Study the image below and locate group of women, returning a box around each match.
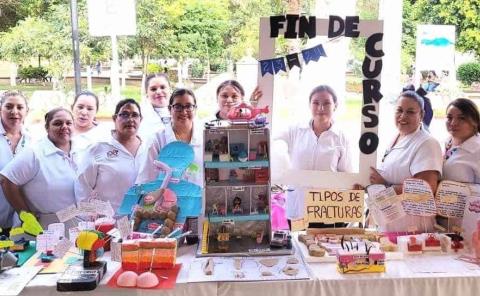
[0,76,479,235]
[0,75,256,234]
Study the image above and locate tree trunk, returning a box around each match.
[38,55,41,67]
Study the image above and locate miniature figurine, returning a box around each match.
[217,225,230,252]
[255,193,268,214]
[229,169,238,182]
[232,196,243,215]
[256,141,268,159]
[212,203,219,215]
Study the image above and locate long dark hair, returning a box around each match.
[447,98,480,133]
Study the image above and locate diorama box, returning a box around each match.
[199,122,292,256]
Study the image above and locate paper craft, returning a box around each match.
[463,197,480,249]
[19,211,43,236]
[92,199,115,217]
[402,179,436,216]
[435,180,470,218]
[107,264,181,289]
[24,249,82,274]
[78,221,95,231]
[187,255,310,282]
[118,142,202,224]
[36,231,58,252]
[78,201,98,216]
[56,205,79,222]
[368,187,406,225]
[48,223,65,239]
[69,227,80,243]
[0,266,42,296]
[53,238,73,258]
[116,216,132,239]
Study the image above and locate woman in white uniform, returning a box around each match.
[443,98,480,183]
[369,90,442,232]
[138,73,172,139]
[0,91,31,235]
[214,80,262,120]
[76,99,147,211]
[439,98,480,231]
[137,88,203,187]
[276,85,353,227]
[71,91,109,154]
[0,107,78,228]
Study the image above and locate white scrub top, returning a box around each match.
[0,121,30,228]
[277,121,354,219]
[0,137,78,226]
[443,134,480,184]
[138,101,170,139]
[378,127,442,232]
[75,134,148,211]
[136,123,204,188]
[72,123,111,155]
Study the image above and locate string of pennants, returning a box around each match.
[259,43,327,76]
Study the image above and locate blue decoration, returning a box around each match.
[260,59,274,76]
[301,44,327,64]
[117,141,202,223]
[421,37,454,47]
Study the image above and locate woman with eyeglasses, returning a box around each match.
[0,91,31,235]
[138,73,172,138]
[214,80,262,120]
[71,91,109,154]
[276,85,353,228]
[0,107,78,228]
[137,88,203,187]
[369,90,442,232]
[76,99,146,211]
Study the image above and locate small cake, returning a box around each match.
[308,244,326,257]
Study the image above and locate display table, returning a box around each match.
[18,245,480,296]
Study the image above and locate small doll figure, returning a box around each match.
[256,193,268,213]
[232,196,243,214]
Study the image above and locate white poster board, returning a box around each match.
[259,16,384,188]
[414,24,455,86]
[87,0,137,36]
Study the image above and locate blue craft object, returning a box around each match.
[117,141,202,224]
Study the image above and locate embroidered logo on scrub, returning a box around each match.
[107,149,119,158]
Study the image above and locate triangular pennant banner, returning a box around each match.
[286,53,301,70]
[272,57,286,74]
[260,59,274,76]
[301,44,327,64]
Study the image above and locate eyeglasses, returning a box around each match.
[117,112,141,119]
[170,104,196,112]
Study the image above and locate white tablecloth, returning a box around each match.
[19,245,480,296]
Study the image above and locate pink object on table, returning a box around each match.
[472,219,480,259]
[271,192,289,231]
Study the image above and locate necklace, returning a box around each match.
[173,126,192,143]
[2,132,25,155]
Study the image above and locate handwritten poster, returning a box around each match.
[368,186,406,224]
[305,189,364,223]
[435,180,470,218]
[402,179,436,216]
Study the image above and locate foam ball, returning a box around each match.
[137,271,159,288]
[116,271,138,287]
